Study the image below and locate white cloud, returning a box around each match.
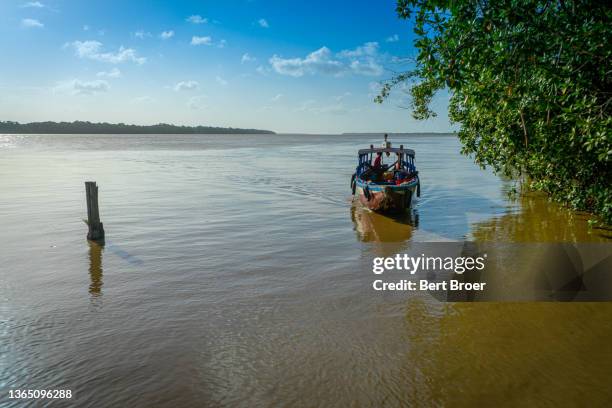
[96,68,121,78]
[83,25,89,31]
[217,39,227,48]
[215,76,228,86]
[68,40,100,57]
[54,79,109,95]
[271,93,283,102]
[258,18,269,28]
[173,80,199,91]
[389,55,411,64]
[270,42,384,77]
[191,36,212,46]
[134,30,151,39]
[339,42,384,75]
[349,59,383,76]
[188,95,207,110]
[67,40,146,64]
[186,15,207,24]
[22,1,44,8]
[270,47,344,77]
[160,30,174,39]
[21,18,43,28]
[241,53,256,64]
[256,65,269,75]
[338,41,379,58]
[386,34,400,43]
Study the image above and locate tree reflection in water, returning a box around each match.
[470,191,611,242]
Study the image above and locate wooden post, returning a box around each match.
[85,181,105,241]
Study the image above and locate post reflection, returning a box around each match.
[88,240,104,296]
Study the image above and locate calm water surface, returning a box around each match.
[1,134,611,407]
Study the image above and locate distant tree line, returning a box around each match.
[0,121,275,134]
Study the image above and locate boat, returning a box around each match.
[350,144,420,213]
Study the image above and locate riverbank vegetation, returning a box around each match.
[378,0,611,223]
[0,121,275,135]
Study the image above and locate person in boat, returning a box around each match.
[364,151,384,182]
[393,152,418,184]
[372,151,383,168]
[394,152,403,170]
[394,152,409,182]
[382,134,391,157]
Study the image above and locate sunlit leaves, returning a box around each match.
[378,0,612,223]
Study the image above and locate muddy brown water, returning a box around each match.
[1,133,610,407]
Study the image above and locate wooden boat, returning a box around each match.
[351,144,420,213]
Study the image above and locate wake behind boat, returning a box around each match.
[351,144,420,213]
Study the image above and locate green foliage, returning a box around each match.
[0,121,275,134]
[379,0,612,223]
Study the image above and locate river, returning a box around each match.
[1,133,610,407]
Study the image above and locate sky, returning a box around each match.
[0,0,453,133]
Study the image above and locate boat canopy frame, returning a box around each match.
[356,144,416,177]
[357,147,415,157]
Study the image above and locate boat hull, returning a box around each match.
[355,180,417,213]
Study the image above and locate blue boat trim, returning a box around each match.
[355,178,418,192]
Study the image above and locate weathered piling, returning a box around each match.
[85,181,105,241]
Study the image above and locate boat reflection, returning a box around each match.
[88,241,104,296]
[350,205,418,243]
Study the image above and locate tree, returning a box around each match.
[0,121,275,135]
[378,0,611,223]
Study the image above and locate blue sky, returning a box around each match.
[0,0,452,133]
